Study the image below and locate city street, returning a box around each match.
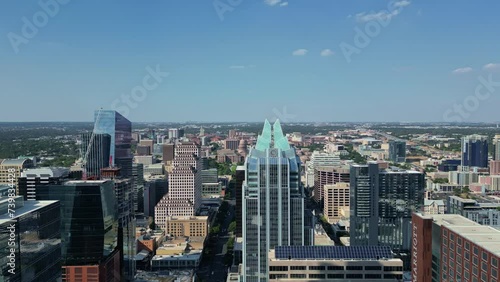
[197,201,235,282]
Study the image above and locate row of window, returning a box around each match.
[270,265,402,271]
[269,273,403,279]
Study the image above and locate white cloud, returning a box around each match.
[264,0,281,6]
[452,67,473,74]
[280,2,288,6]
[355,0,410,23]
[292,49,308,56]
[483,63,500,71]
[320,49,334,57]
[393,0,411,8]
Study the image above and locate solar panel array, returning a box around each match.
[275,246,393,260]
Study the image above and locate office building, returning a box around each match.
[491,160,500,175]
[0,158,34,193]
[168,128,184,139]
[93,110,133,177]
[225,139,240,150]
[494,134,500,161]
[201,168,218,184]
[139,139,154,154]
[144,177,168,217]
[0,198,61,282]
[267,246,403,281]
[388,141,406,163]
[155,143,202,228]
[350,163,424,270]
[34,180,120,281]
[80,132,111,179]
[323,182,350,223]
[132,163,145,212]
[136,145,151,156]
[305,151,341,187]
[164,216,208,237]
[242,120,313,282]
[461,134,489,168]
[18,167,70,201]
[313,166,349,203]
[447,195,500,227]
[235,166,245,237]
[412,213,500,282]
[162,144,175,164]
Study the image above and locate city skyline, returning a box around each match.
[1,1,500,122]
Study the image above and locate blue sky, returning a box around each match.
[1,0,500,123]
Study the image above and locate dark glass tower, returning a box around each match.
[0,198,62,282]
[461,134,489,168]
[35,180,120,279]
[242,120,312,282]
[389,140,406,163]
[350,163,424,270]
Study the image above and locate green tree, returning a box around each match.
[228,221,236,233]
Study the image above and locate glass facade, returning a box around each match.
[80,133,111,179]
[242,120,310,282]
[93,110,132,177]
[36,181,118,266]
[461,135,489,168]
[0,200,62,282]
[389,141,406,163]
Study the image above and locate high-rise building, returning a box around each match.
[162,144,175,164]
[412,213,500,282]
[305,151,341,188]
[313,166,349,203]
[242,120,312,282]
[229,129,237,138]
[35,180,120,281]
[461,134,489,168]
[235,166,245,237]
[93,110,133,177]
[388,141,406,163]
[350,163,424,270]
[81,133,111,179]
[144,177,168,217]
[323,182,350,223]
[18,167,70,201]
[0,197,62,282]
[136,145,151,156]
[139,139,154,154]
[132,163,144,212]
[0,158,34,193]
[494,134,500,161]
[168,128,184,139]
[155,142,202,228]
[225,139,240,150]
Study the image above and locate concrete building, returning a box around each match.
[490,160,500,175]
[494,134,500,160]
[267,246,404,281]
[164,216,208,237]
[313,166,349,203]
[412,213,500,282]
[447,195,500,227]
[155,143,202,228]
[18,167,70,201]
[136,145,151,156]
[0,158,34,193]
[225,139,240,150]
[143,163,165,176]
[323,182,350,223]
[139,139,154,154]
[162,144,175,164]
[134,155,154,166]
[423,199,446,215]
[305,151,341,188]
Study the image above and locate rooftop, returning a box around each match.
[21,167,70,178]
[271,246,394,261]
[1,158,30,166]
[0,199,59,225]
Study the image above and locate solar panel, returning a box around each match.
[274,246,393,260]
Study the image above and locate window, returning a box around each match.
[482,252,488,262]
[309,266,325,271]
[269,274,287,279]
[384,266,403,272]
[346,274,363,279]
[327,265,343,271]
[474,247,479,256]
[309,274,325,279]
[365,266,382,271]
[365,274,382,279]
[290,274,306,279]
[347,266,363,271]
[290,266,306,271]
[327,274,344,279]
[270,266,288,272]
[493,257,499,268]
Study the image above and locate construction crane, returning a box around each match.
[82,108,103,180]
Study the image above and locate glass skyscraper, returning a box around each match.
[389,140,406,163]
[0,198,61,282]
[80,133,111,179]
[93,110,133,177]
[242,120,312,282]
[461,134,489,168]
